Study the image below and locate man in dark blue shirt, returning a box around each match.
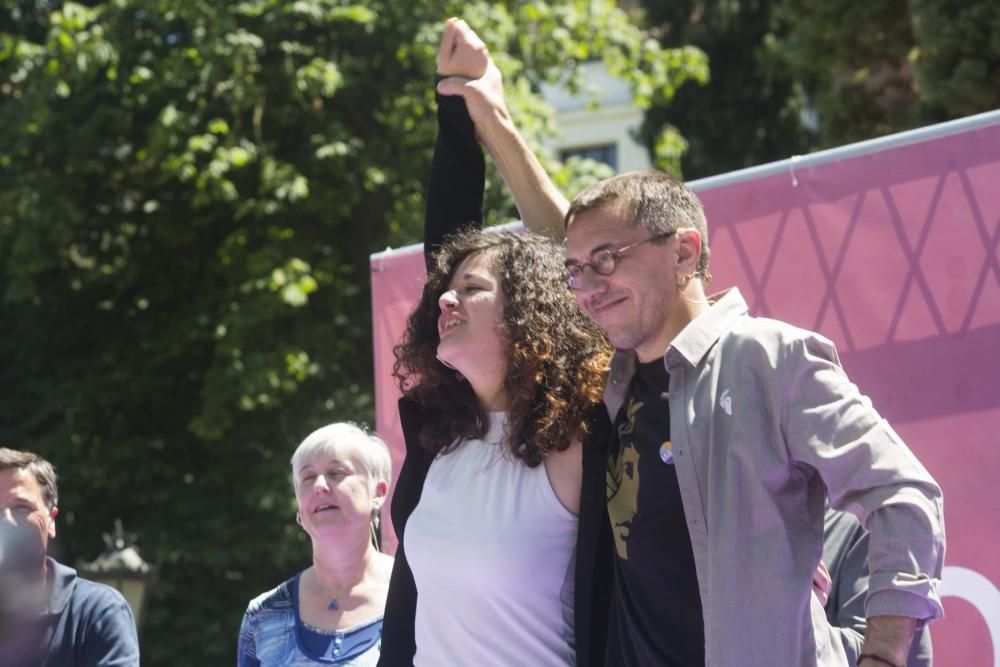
[0,447,139,666]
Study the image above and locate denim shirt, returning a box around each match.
[604,288,945,667]
[238,574,381,667]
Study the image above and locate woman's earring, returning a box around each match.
[370,516,381,550]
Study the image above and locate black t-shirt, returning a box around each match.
[605,358,704,666]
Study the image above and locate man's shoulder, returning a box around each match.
[720,313,835,357]
[69,575,132,616]
[57,568,137,638]
[48,557,128,620]
[44,560,140,666]
[726,312,822,339]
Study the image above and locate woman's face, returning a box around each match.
[293,450,385,542]
[435,252,508,384]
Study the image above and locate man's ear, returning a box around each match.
[48,505,58,539]
[674,228,702,274]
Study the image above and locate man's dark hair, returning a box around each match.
[566,170,711,278]
[0,448,58,508]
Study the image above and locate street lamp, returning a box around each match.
[77,519,155,630]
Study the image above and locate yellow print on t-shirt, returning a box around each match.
[607,398,642,559]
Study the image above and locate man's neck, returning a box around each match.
[10,560,51,616]
[635,291,711,363]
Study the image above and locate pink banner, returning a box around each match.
[370,113,1000,664]
[370,248,425,555]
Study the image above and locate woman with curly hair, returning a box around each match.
[376,20,614,667]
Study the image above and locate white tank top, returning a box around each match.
[404,412,578,667]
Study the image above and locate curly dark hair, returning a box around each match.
[393,227,611,467]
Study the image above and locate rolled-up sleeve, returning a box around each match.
[779,331,945,623]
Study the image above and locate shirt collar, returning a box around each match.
[45,557,78,615]
[667,287,748,368]
[604,287,748,417]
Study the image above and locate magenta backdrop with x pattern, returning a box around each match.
[370,111,1000,665]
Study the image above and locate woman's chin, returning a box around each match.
[435,349,464,374]
[306,519,366,540]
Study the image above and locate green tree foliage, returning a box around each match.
[909,0,1000,118]
[639,0,1000,178]
[0,1,704,662]
[637,0,812,179]
[776,0,924,146]
[777,0,1000,145]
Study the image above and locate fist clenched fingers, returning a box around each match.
[437,17,490,79]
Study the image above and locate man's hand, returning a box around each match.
[435,18,511,139]
[860,615,917,667]
[812,560,832,606]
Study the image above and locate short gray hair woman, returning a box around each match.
[238,423,394,666]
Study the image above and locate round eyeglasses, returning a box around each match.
[564,230,676,290]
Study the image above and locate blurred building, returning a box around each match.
[541,60,652,173]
